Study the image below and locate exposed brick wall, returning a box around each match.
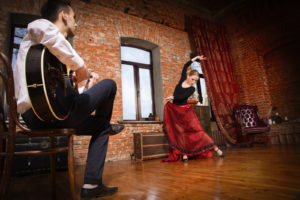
[264,42,300,121]
[79,0,211,30]
[221,1,300,120]
[0,0,192,164]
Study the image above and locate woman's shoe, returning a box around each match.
[182,155,188,162]
[216,148,226,158]
[220,152,226,158]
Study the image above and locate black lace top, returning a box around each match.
[173,60,195,105]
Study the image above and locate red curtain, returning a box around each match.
[191,17,239,144]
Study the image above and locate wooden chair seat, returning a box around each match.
[0,52,77,200]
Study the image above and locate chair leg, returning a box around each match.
[68,135,76,200]
[250,135,255,147]
[251,134,267,146]
[0,154,13,200]
[0,136,3,168]
[0,137,4,194]
[0,137,14,200]
[50,137,56,200]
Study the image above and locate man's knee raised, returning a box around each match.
[103,79,117,93]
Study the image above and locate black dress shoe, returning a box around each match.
[81,184,118,199]
[109,124,125,135]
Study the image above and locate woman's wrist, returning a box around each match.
[191,56,199,62]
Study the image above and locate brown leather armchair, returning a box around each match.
[233,104,270,147]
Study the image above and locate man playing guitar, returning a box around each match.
[14,0,123,199]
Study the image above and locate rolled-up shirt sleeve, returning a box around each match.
[27,19,84,70]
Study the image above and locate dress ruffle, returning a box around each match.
[162,102,216,162]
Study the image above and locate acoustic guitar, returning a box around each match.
[25,44,77,122]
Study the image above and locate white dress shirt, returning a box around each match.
[14,19,84,114]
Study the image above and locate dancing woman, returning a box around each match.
[162,55,225,162]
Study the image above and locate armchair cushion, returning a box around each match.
[234,104,270,134]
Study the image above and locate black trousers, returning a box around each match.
[22,79,117,184]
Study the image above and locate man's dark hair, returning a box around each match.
[41,0,72,22]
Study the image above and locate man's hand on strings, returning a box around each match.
[85,71,99,89]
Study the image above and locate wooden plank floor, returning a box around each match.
[6,145,300,200]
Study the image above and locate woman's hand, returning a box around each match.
[163,96,174,104]
[191,55,207,62]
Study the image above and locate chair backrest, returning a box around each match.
[0,52,29,133]
[233,104,260,128]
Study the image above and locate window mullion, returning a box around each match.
[9,25,16,62]
[134,65,142,120]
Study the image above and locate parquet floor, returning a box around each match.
[6,145,300,200]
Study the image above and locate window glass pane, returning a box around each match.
[200,78,208,105]
[193,78,208,105]
[139,68,153,118]
[121,46,150,64]
[121,64,137,120]
[200,78,207,98]
[13,27,27,44]
[191,61,203,74]
[12,48,19,71]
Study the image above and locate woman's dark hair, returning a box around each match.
[41,0,72,22]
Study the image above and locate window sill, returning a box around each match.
[118,120,163,124]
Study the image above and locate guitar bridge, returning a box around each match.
[27,83,43,88]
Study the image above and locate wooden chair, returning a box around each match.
[0,52,77,200]
[233,104,270,147]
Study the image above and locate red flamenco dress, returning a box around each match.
[162,60,216,163]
